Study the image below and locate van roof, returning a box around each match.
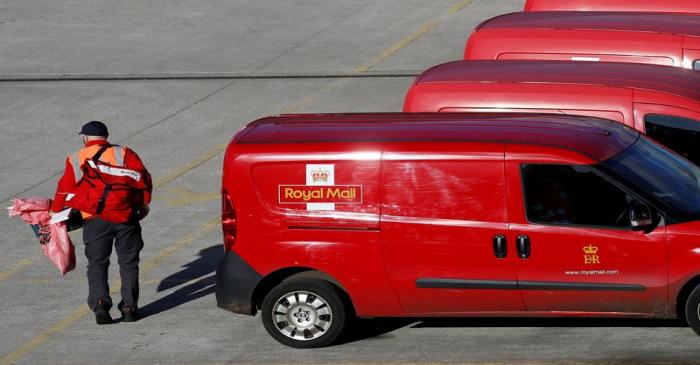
[477,11,700,38]
[524,0,700,14]
[414,60,700,102]
[239,113,639,161]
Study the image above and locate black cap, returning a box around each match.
[79,120,109,137]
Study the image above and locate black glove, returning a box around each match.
[135,204,150,221]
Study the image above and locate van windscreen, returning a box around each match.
[600,137,700,222]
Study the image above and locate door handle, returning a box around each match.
[493,234,507,259]
[517,235,531,259]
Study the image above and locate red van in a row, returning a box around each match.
[403,60,700,164]
[465,12,700,70]
[525,0,700,14]
[217,113,700,348]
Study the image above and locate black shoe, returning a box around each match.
[120,307,139,322]
[95,307,113,325]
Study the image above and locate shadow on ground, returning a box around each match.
[139,244,221,319]
[411,317,686,328]
[136,246,687,339]
[336,317,686,345]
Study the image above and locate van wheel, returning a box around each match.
[261,278,347,348]
[686,284,700,336]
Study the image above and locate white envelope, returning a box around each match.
[49,208,72,224]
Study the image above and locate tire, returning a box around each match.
[261,278,348,348]
[686,284,700,336]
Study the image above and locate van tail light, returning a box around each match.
[221,189,237,252]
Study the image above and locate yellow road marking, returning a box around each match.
[354,0,473,73]
[14,278,57,285]
[152,142,228,189]
[448,0,475,15]
[0,258,32,282]
[354,20,441,74]
[0,305,91,365]
[0,216,219,365]
[282,95,315,114]
[158,187,220,207]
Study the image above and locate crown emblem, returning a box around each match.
[311,168,329,182]
[583,244,598,255]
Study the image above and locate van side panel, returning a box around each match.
[466,30,683,67]
[380,142,526,315]
[228,144,403,316]
[404,83,632,126]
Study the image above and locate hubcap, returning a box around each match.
[272,291,332,341]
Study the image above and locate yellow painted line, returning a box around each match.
[143,276,205,287]
[354,0,474,74]
[448,0,474,15]
[282,95,315,114]
[0,305,91,365]
[353,20,441,74]
[0,216,219,365]
[158,187,220,207]
[0,258,32,282]
[14,278,56,285]
[152,142,228,189]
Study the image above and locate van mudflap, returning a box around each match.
[215,250,262,315]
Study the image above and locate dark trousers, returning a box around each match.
[83,217,144,312]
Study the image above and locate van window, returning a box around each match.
[645,114,700,164]
[522,164,634,228]
[694,60,700,70]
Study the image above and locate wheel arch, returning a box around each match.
[251,267,352,314]
[675,274,700,320]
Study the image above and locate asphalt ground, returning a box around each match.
[1,1,699,364]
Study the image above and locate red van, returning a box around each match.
[464,12,700,70]
[217,113,700,348]
[403,60,700,164]
[525,0,700,14]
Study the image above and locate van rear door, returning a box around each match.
[380,142,525,315]
[683,49,700,70]
[634,103,700,165]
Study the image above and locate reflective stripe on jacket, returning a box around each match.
[67,145,126,219]
[69,145,126,181]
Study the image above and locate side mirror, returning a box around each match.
[630,203,653,231]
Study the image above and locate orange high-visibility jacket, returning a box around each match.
[51,140,152,222]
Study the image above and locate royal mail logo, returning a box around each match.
[583,244,601,264]
[311,168,330,183]
[279,185,363,204]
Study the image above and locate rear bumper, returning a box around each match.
[215,250,262,316]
